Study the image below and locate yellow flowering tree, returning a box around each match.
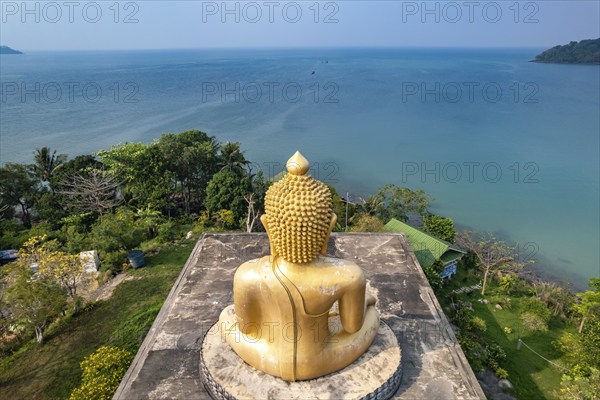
[38,251,84,300]
[18,235,84,306]
[16,235,51,266]
[69,345,133,400]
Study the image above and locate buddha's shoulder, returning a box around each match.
[320,257,364,283]
[235,256,273,275]
[319,255,360,268]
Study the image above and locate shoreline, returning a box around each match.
[452,222,590,292]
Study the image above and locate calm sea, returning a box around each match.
[1,48,598,289]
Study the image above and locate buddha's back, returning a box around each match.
[219,151,380,381]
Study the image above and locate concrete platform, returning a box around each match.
[114,233,486,400]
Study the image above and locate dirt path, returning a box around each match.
[87,274,139,302]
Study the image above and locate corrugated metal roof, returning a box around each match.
[384,218,465,268]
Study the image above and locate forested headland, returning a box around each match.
[533,38,600,64]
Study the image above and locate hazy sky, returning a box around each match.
[1,1,599,50]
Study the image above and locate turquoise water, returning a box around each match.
[1,48,598,288]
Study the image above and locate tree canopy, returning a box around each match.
[534,38,600,64]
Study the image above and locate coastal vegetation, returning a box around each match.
[0,45,22,54]
[533,38,600,64]
[1,130,598,399]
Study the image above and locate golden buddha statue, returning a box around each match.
[218,151,379,381]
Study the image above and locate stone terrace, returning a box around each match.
[114,233,486,399]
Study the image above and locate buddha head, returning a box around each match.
[262,151,336,263]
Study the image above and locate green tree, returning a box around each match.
[2,263,67,344]
[560,367,600,400]
[89,208,147,255]
[370,184,431,222]
[205,169,250,227]
[355,194,383,218]
[35,192,68,225]
[557,317,600,400]
[579,318,600,368]
[135,206,164,238]
[32,146,67,184]
[422,214,456,242]
[156,130,218,214]
[455,231,525,296]
[98,142,172,210]
[219,141,250,174]
[0,163,40,227]
[50,155,102,190]
[573,278,600,333]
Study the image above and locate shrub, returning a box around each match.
[520,297,552,323]
[521,312,549,333]
[423,265,443,292]
[560,367,600,400]
[349,214,384,232]
[498,274,519,292]
[216,209,236,230]
[69,345,133,400]
[452,303,478,331]
[457,334,485,372]
[99,250,127,274]
[0,220,30,249]
[196,211,212,228]
[157,221,178,243]
[89,209,147,254]
[485,342,507,370]
[496,367,509,379]
[470,316,487,332]
[139,239,162,254]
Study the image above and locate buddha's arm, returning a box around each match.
[233,271,258,335]
[338,278,367,334]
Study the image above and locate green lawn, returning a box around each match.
[440,271,575,399]
[0,239,196,399]
[472,299,570,399]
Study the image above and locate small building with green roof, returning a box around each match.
[384,218,465,279]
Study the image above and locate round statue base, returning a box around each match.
[200,321,402,400]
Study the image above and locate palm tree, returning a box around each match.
[33,147,67,182]
[356,195,383,217]
[219,142,249,173]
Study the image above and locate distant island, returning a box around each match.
[0,45,22,55]
[532,38,600,64]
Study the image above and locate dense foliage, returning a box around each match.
[2,263,67,344]
[534,38,600,64]
[422,214,456,243]
[556,280,600,399]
